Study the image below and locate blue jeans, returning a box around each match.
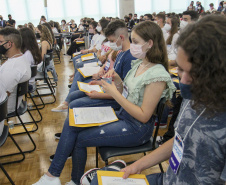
[72,54,98,72]
[48,108,155,184]
[65,72,92,103]
[90,167,164,185]
[67,90,120,110]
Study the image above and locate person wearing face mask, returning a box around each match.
[33,20,176,185]
[0,15,7,28]
[156,13,168,41]
[180,10,198,32]
[165,16,180,66]
[39,15,46,25]
[197,3,204,14]
[88,15,226,185]
[6,14,16,28]
[0,28,31,114]
[187,1,195,11]
[60,19,68,32]
[221,1,226,12]
[133,13,139,24]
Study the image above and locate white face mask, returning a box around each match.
[96,26,102,32]
[224,4,226,8]
[130,42,149,59]
[198,6,201,9]
[109,36,122,51]
[180,20,188,31]
[164,24,171,32]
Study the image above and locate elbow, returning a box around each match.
[140,117,150,124]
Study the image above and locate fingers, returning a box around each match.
[122,168,130,179]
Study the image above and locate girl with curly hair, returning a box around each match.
[90,15,226,185]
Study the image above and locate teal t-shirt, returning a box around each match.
[123,59,176,107]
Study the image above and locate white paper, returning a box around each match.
[79,66,100,77]
[84,62,98,67]
[101,176,147,185]
[73,107,118,125]
[82,55,95,61]
[73,52,81,56]
[78,82,103,93]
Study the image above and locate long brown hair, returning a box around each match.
[166,16,179,45]
[20,28,42,64]
[38,25,53,45]
[132,21,169,72]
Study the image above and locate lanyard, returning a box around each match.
[114,51,126,70]
[175,100,206,141]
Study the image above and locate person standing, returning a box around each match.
[0,15,7,28]
[6,14,16,28]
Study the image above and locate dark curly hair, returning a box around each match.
[176,15,226,114]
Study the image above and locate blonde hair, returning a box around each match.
[39,25,53,44]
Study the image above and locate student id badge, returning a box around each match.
[122,84,129,98]
[104,59,111,72]
[169,132,184,174]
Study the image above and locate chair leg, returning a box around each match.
[0,163,15,185]
[28,92,43,123]
[0,133,25,165]
[12,115,36,153]
[159,163,164,173]
[96,147,98,168]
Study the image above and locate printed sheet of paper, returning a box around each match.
[78,66,100,77]
[81,53,95,61]
[73,52,81,57]
[84,62,99,67]
[73,107,118,125]
[101,176,148,185]
[77,81,103,93]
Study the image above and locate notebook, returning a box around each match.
[77,81,103,93]
[81,53,95,61]
[69,107,118,127]
[78,66,100,78]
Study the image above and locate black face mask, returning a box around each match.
[0,42,9,55]
[36,33,41,39]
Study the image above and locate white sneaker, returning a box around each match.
[32,174,61,185]
[51,104,68,112]
[65,180,77,185]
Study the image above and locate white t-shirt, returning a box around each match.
[89,34,100,50]
[24,50,35,85]
[93,34,106,51]
[0,55,31,113]
[0,82,7,136]
[162,27,169,42]
[167,33,180,60]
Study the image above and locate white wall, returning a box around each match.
[119,0,135,18]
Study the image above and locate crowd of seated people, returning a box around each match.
[0,4,225,185]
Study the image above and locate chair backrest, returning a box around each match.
[152,97,166,148]
[31,65,37,78]
[17,81,29,97]
[43,54,51,69]
[0,97,8,122]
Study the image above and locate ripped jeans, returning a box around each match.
[48,108,155,184]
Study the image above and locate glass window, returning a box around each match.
[134,0,152,16]
[153,0,170,13]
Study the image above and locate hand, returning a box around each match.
[99,55,107,63]
[92,73,100,80]
[103,69,115,78]
[120,164,142,179]
[101,80,118,96]
[85,91,102,99]
[88,80,102,85]
[81,50,88,54]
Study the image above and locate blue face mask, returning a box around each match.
[179,82,192,100]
